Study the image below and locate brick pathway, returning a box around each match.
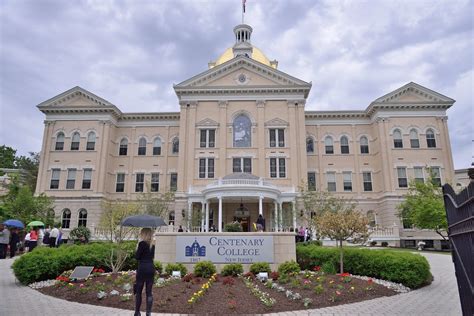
[0,252,462,315]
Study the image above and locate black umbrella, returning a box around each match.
[121,214,167,228]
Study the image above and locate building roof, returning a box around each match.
[213,46,274,68]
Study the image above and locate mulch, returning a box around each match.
[38,272,398,314]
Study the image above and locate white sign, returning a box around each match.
[175,235,274,264]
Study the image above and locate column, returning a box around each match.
[292,200,297,229]
[187,201,192,231]
[218,196,223,232]
[259,196,263,216]
[279,202,283,231]
[205,200,210,232]
[274,201,278,232]
[201,201,205,232]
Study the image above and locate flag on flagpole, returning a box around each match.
[242,0,246,13]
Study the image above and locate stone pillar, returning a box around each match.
[259,196,263,216]
[292,200,297,229]
[279,202,283,231]
[218,196,223,232]
[201,201,205,232]
[274,201,278,232]
[205,201,209,232]
[187,201,192,231]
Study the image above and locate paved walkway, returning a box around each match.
[0,252,462,316]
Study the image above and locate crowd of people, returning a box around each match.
[0,223,64,259]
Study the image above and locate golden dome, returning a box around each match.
[213,46,275,68]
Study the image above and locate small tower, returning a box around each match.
[232,24,253,58]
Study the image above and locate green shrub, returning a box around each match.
[165,263,187,277]
[249,262,271,274]
[12,242,137,285]
[278,260,301,276]
[221,263,244,276]
[224,222,243,232]
[193,261,216,278]
[153,261,163,274]
[68,226,91,244]
[296,244,431,288]
[322,261,337,274]
[300,240,323,247]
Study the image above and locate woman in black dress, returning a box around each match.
[134,228,156,316]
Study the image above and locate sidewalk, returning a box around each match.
[0,252,462,316]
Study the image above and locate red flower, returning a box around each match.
[338,272,350,277]
[367,278,373,284]
[313,266,321,271]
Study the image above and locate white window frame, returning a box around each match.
[116,173,125,192]
[199,158,215,179]
[66,168,76,190]
[343,171,352,192]
[232,157,252,173]
[151,172,160,192]
[270,158,286,178]
[50,169,61,189]
[135,173,145,192]
[327,172,336,192]
[200,129,216,148]
[363,172,373,192]
[413,167,424,183]
[397,167,408,188]
[269,128,285,147]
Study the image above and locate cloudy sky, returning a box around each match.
[0,0,472,169]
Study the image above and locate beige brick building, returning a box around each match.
[36,23,455,249]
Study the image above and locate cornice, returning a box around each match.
[119,112,180,121]
[366,103,452,117]
[174,86,311,98]
[38,106,121,119]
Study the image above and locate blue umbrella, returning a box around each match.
[3,219,25,229]
[121,214,167,228]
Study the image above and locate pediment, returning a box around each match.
[175,56,311,89]
[373,82,454,104]
[264,118,289,127]
[196,118,219,127]
[37,86,114,108]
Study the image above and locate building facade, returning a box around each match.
[36,24,455,248]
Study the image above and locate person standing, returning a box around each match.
[134,228,155,316]
[24,231,31,252]
[298,226,305,243]
[256,214,265,232]
[29,228,38,252]
[9,228,20,258]
[49,225,60,248]
[177,225,184,232]
[56,228,63,247]
[0,224,10,259]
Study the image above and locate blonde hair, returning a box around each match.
[139,228,154,249]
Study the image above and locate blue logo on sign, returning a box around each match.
[185,239,206,257]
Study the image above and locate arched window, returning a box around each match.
[324,136,334,154]
[340,136,349,154]
[168,211,175,226]
[367,210,376,227]
[233,114,251,147]
[119,138,128,156]
[78,208,87,227]
[393,129,403,148]
[409,129,419,148]
[86,132,96,151]
[153,138,162,155]
[172,138,179,154]
[71,132,80,150]
[360,136,369,154]
[55,132,65,150]
[306,137,314,153]
[61,208,71,229]
[426,129,436,148]
[138,137,147,155]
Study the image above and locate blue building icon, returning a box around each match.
[185,239,206,257]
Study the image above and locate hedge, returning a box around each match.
[296,244,431,289]
[12,242,137,285]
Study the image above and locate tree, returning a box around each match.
[15,152,40,192]
[137,185,174,218]
[0,145,16,173]
[314,199,369,274]
[397,174,447,240]
[98,200,140,242]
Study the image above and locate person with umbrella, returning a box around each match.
[9,228,20,258]
[0,223,10,259]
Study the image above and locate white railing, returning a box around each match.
[206,178,278,189]
[368,226,400,239]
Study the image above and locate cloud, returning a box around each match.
[0,0,472,169]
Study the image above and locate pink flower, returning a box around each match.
[335,290,341,295]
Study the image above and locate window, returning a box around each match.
[393,129,403,148]
[306,137,314,153]
[66,169,76,189]
[116,173,125,192]
[138,138,147,155]
[78,209,87,227]
[307,172,316,191]
[86,132,96,150]
[82,169,92,189]
[430,167,441,186]
[269,158,286,178]
[151,173,160,192]
[50,169,60,189]
[325,136,334,154]
[153,138,162,155]
[119,138,128,156]
[414,167,424,183]
[61,209,71,229]
[327,172,336,192]
[172,138,179,154]
[269,129,285,147]
[70,132,80,150]
[363,172,373,191]
[360,136,369,154]
[397,167,408,188]
[426,129,436,148]
[340,136,349,154]
[410,129,419,148]
[55,132,65,150]
[233,158,252,173]
[367,210,376,227]
[135,173,144,192]
[168,211,175,225]
[343,172,352,192]
[170,173,178,191]
[233,114,251,147]
[200,129,215,148]
[199,158,215,179]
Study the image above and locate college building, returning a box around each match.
[35,23,455,249]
